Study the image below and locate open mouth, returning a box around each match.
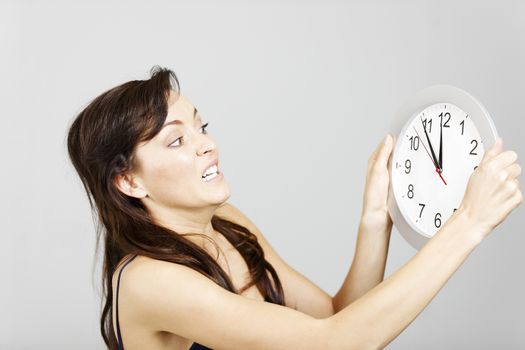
[202,164,219,182]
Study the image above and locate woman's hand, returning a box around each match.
[457,138,522,240]
[361,134,395,231]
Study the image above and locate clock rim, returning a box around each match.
[387,84,499,250]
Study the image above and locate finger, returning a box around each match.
[498,188,523,222]
[386,135,396,170]
[481,137,503,163]
[503,178,521,200]
[368,134,387,168]
[376,133,393,167]
[513,188,524,208]
[514,178,520,191]
[505,163,522,179]
[490,150,518,170]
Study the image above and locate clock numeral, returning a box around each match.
[407,184,414,199]
[439,112,451,128]
[434,212,442,228]
[409,136,420,151]
[474,165,478,171]
[470,139,478,155]
[418,203,425,218]
[405,159,411,174]
[422,118,433,133]
[460,120,465,135]
[453,208,458,213]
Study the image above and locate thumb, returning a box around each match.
[376,133,393,166]
[482,137,503,163]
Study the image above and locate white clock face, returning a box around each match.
[392,102,485,237]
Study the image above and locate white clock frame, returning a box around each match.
[387,85,499,250]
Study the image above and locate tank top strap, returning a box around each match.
[189,342,213,350]
[115,254,138,350]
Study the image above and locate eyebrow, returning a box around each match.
[161,106,199,130]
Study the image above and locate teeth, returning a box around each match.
[204,172,218,181]
[202,164,218,179]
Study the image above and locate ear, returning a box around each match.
[114,173,148,199]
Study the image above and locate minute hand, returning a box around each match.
[421,119,440,171]
[438,118,443,171]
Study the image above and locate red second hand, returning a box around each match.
[436,167,447,185]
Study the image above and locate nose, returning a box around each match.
[196,133,217,156]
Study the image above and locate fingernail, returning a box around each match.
[384,134,391,146]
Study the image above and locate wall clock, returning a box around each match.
[387,85,499,250]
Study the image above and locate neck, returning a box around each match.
[147,201,221,240]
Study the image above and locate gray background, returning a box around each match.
[2,0,523,348]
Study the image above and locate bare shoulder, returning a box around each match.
[112,254,224,331]
[112,254,202,296]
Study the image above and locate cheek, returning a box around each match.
[144,153,197,198]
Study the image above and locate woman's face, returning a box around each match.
[125,91,230,212]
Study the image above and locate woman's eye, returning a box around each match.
[169,123,209,148]
[169,137,183,148]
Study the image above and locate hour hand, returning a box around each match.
[421,117,440,170]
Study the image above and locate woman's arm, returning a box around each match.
[123,208,481,350]
[326,209,481,349]
[333,212,393,313]
[333,134,395,312]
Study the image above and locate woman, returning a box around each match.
[67,66,522,350]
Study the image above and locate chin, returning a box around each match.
[218,187,232,204]
[208,185,231,206]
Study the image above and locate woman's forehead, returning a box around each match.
[166,93,196,121]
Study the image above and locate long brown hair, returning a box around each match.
[66,66,285,349]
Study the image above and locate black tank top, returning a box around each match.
[115,254,212,350]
